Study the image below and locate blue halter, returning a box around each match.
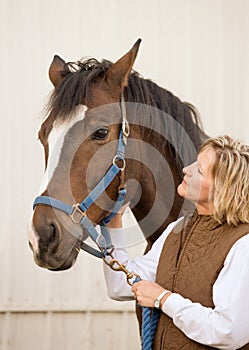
[33,96,129,258]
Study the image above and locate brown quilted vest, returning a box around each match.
[153,211,249,350]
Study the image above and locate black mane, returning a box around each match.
[47,57,207,170]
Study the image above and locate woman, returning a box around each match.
[104,135,249,350]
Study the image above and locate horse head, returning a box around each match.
[29,39,206,271]
[29,40,143,270]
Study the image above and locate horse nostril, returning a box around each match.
[45,222,61,252]
[48,224,57,244]
[32,209,62,254]
[35,221,61,254]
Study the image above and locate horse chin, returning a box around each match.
[48,255,77,271]
[33,245,79,271]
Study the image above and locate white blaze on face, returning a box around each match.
[39,107,87,195]
[28,107,87,251]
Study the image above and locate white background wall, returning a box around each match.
[1,0,249,349]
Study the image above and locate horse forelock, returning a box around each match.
[46,58,112,121]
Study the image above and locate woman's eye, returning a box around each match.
[92,128,109,140]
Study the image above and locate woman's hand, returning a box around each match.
[131,280,172,308]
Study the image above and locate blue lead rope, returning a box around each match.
[141,307,160,350]
[133,277,160,350]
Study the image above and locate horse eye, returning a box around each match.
[92,128,109,140]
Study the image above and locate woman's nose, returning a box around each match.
[182,166,187,174]
[182,162,195,176]
[182,165,190,175]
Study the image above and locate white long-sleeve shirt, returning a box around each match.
[103,218,249,350]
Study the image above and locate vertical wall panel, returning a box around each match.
[1,0,249,349]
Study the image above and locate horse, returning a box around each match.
[28,39,207,272]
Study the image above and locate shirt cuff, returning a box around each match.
[161,293,184,318]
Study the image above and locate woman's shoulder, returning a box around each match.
[225,232,249,262]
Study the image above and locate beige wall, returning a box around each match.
[1,0,249,349]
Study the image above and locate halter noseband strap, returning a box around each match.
[33,97,129,258]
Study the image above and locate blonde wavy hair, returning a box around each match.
[200,135,249,226]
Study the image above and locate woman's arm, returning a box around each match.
[103,218,180,300]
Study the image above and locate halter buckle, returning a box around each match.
[70,203,86,224]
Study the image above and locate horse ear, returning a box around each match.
[49,55,69,87]
[106,38,142,89]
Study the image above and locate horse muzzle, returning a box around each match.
[28,206,84,270]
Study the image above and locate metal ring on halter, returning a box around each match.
[112,155,126,171]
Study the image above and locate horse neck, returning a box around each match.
[129,119,192,248]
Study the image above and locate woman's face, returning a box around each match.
[177,147,216,214]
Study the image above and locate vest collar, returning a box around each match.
[174,210,222,233]
[186,210,222,230]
